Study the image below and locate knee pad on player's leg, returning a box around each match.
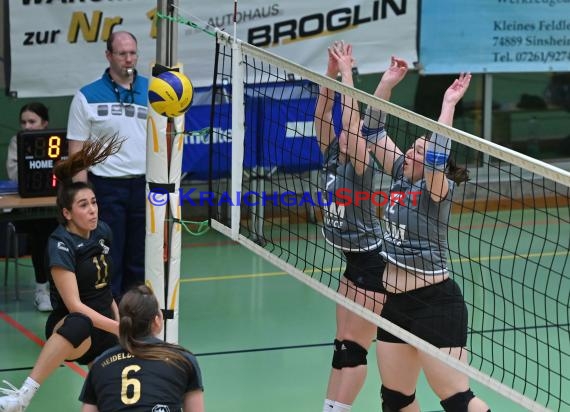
[338,340,367,368]
[440,389,475,412]
[331,339,343,369]
[56,312,93,348]
[381,385,415,411]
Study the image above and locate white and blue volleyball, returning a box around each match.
[148,71,193,117]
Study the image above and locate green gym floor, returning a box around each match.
[0,221,567,411]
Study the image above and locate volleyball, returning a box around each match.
[148,71,193,117]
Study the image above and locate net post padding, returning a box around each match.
[231,41,246,240]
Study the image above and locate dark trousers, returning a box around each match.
[89,173,146,298]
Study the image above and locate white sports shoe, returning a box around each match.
[0,381,28,412]
[34,285,52,312]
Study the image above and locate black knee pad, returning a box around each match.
[331,339,343,369]
[440,389,475,412]
[381,385,415,411]
[338,340,367,368]
[56,312,93,348]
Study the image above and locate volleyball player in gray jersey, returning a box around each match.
[317,42,407,412]
[365,63,490,411]
[321,138,383,252]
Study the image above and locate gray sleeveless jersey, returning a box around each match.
[380,155,454,274]
[320,136,384,252]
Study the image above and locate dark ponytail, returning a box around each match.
[118,285,193,372]
[446,157,470,186]
[53,135,123,224]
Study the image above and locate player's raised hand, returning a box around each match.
[329,41,354,78]
[326,41,341,78]
[443,72,472,106]
[380,56,408,89]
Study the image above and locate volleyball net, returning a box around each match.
[188,30,570,411]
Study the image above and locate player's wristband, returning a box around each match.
[362,105,387,133]
[361,126,387,143]
[424,132,451,172]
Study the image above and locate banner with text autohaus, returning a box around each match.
[8,0,417,98]
[420,0,570,74]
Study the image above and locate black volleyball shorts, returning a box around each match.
[343,248,387,293]
[377,278,468,348]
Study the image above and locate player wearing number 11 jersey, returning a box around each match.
[0,137,122,412]
[45,220,117,366]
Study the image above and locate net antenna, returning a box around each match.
[204,28,570,412]
[233,0,238,41]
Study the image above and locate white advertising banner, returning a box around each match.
[8,0,417,97]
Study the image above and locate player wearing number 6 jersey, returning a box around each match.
[0,137,123,412]
[80,284,204,412]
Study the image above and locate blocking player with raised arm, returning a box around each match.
[316,42,407,412]
[0,137,123,412]
[366,67,491,411]
[80,284,204,412]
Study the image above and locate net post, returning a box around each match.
[231,39,245,240]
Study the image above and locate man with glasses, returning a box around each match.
[67,31,148,300]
